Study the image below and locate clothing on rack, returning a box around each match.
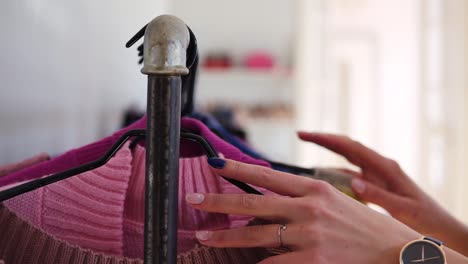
[3,118,275,259]
[0,117,270,189]
[0,205,287,264]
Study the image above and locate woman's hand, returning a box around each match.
[186,158,421,264]
[298,132,468,255]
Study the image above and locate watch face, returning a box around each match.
[401,240,445,264]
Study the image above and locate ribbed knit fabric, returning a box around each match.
[4,142,133,256]
[0,205,274,264]
[0,153,49,177]
[0,117,270,188]
[5,142,274,258]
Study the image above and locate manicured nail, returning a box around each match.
[207,157,226,169]
[352,178,366,194]
[195,230,213,241]
[185,193,205,204]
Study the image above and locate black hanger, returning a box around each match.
[181,130,262,195]
[0,129,262,202]
[0,129,144,201]
[126,24,199,116]
[267,160,316,175]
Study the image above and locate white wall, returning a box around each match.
[296,0,422,179]
[0,0,167,163]
[442,0,468,223]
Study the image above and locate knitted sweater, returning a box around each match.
[0,117,270,188]
[4,142,273,258]
[0,205,273,264]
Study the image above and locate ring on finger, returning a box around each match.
[277,224,287,247]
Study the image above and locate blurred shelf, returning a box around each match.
[200,67,293,78]
[196,68,296,105]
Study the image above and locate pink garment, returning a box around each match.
[0,117,270,187]
[0,204,280,264]
[4,143,133,256]
[5,142,273,258]
[0,153,49,177]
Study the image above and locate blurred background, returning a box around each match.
[0,0,467,223]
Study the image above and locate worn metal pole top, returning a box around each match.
[141,15,190,76]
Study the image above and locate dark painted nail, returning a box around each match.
[207,157,226,169]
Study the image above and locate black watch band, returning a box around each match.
[424,237,444,246]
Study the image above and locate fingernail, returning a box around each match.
[195,230,213,241]
[185,193,205,204]
[207,157,226,169]
[352,178,366,194]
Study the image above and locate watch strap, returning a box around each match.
[424,237,444,246]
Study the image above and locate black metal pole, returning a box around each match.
[144,76,181,264]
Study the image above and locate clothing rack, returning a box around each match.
[140,15,190,264]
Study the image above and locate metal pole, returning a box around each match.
[145,76,181,264]
[141,15,190,264]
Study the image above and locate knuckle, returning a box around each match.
[308,181,334,197]
[241,194,264,210]
[257,166,273,182]
[303,201,325,219]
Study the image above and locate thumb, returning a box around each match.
[352,177,407,215]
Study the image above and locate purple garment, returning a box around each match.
[0,117,270,188]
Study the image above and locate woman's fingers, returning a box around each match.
[207,158,321,197]
[186,193,304,222]
[297,132,402,183]
[195,224,303,249]
[297,132,386,169]
[351,177,407,214]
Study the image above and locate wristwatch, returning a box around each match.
[400,237,446,264]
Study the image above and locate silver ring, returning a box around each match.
[277,224,287,247]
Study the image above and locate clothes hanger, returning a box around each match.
[0,130,144,201]
[0,129,262,202]
[180,130,262,195]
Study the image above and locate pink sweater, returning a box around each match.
[0,204,286,264]
[4,142,273,258]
